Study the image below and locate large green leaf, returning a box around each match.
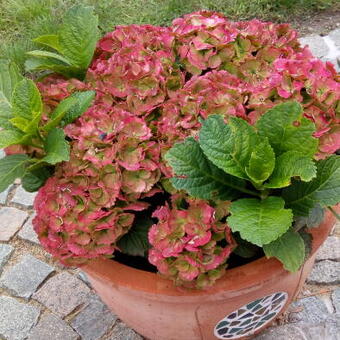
[43,91,95,131]
[58,5,99,70]
[0,60,23,127]
[227,196,293,246]
[22,167,52,192]
[283,155,340,216]
[165,137,245,200]
[263,229,305,272]
[25,57,82,79]
[12,79,42,120]
[294,204,325,229]
[265,151,316,188]
[0,129,25,148]
[199,115,258,179]
[60,91,95,126]
[245,137,275,184]
[117,218,153,257]
[0,154,29,192]
[26,50,72,65]
[0,59,23,101]
[42,128,70,165]
[256,102,318,157]
[33,34,62,51]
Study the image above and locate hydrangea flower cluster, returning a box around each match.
[148,196,235,288]
[32,11,339,286]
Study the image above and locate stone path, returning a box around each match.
[0,28,340,340]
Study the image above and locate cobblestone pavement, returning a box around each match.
[0,28,340,340]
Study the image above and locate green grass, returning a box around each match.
[0,0,339,69]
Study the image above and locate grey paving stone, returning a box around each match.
[0,207,28,241]
[315,236,340,261]
[77,270,92,287]
[28,313,78,340]
[11,185,37,207]
[33,272,91,317]
[0,254,54,299]
[332,288,340,314]
[0,244,14,273]
[307,260,340,284]
[253,324,306,340]
[71,296,117,340]
[0,296,40,340]
[109,322,143,340]
[299,35,329,58]
[288,296,329,323]
[325,314,340,340]
[329,28,340,49]
[0,185,12,204]
[18,214,39,245]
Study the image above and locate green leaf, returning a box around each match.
[42,128,70,165]
[165,137,245,200]
[256,101,318,157]
[0,154,29,192]
[26,50,71,65]
[22,167,51,192]
[24,58,81,79]
[294,204,325,229]
[263,229,305,272]
[0,129,25,148]
[12,79,42,120]
[245,137,275,184]
[0,92,13,129]
[60,91,95,126]
[43,96,78,132]
[199,115,258,179]
[33,34,62,52]
[227,196,293,246]
[299,230,312,261]
[283,155,340,216]
[117,218,153,257]
[0,59,23,101]
[233,233,260,258]
[58,5,99,70]
[265,151,317,188]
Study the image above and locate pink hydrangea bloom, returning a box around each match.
[148,196,235,288]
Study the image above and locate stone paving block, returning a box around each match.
[315,236,340,261]
[0,254,54,299]
[28,313,78,340]
[288,296,329,323]
[33,272,91,317]
[299,35,329,58]
[71,296,117,340]
[0,207,28,241]
[332,288,340,314]
[253,324,306,339]
[77,270,92,287]
[0,244,14,273]
[18,214,39,245]
[307,260,340,285]
[0,185,12,204]
[109,322,143,340]
[11,185,37,207]
[0,296,40,340]
[329,28,340,49]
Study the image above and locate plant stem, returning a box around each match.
[328,206,340,221]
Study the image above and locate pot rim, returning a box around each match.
[83,206,337,297]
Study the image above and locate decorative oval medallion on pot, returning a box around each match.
[214,292,288,339]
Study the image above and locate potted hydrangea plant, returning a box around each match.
[0,6,339,340]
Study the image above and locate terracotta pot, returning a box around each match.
[83,208,337,340]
